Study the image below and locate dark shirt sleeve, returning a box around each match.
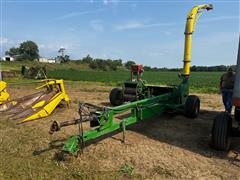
[220,74,223,88]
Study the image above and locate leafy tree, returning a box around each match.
[95,59,107,71]
[55,47,70,63]
[58,48,65,56]
[125,61,136,69]
[18,41,39,61]
[114,59,123,66]
[62,55,70,63]
[5,47,20,57]
[88,58,119,71]
[5,40,39,61]
[89,61,98,69]
[108,62,117,71]
[57,55,70,63]
[189,65,231,72]
[144,66,151,71]
[82,54,93,63]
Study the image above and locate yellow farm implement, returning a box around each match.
[0,79,69,123]
[0,81,10,104]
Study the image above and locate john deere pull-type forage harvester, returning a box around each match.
[49,4,213,155]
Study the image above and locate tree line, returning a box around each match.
[4,40,135,71]
[4,40,235,72]
[74,55,136,71]
[143,65,236,72]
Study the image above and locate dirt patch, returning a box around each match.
[0,83,239,179]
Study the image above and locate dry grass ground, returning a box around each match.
[0,82,240,179]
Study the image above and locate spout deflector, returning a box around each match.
[183,4,213,76]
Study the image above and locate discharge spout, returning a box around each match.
[183,4,213,76]
[233,36,240,106]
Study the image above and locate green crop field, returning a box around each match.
[1,61,222,93]
[47,69,222,94]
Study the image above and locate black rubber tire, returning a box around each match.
[109,88,123,106]
[235,107,240,122]
[184,95,200,118]
[211,112,232,151]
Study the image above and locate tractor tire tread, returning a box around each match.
[184,95,200,118]
[211,112,232,151]
[235,107,240,122]
[109,88,123,106]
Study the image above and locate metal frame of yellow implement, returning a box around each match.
[0,81,10,104]
[0,79,69,123]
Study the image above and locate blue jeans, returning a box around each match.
[221,89,233,113]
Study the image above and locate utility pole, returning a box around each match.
[58,47,65,57]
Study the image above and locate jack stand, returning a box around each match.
[122,120,126,143]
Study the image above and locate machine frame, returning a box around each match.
[49,4,213,155]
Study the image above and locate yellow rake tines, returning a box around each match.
[0,81,10,104]
[0,79,70,123]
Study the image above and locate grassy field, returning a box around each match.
[1,61,222,93]
[2,62,240,179]
[48,69,221,93]
[1,84,239,179]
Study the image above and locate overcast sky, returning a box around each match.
[0,0,239,68]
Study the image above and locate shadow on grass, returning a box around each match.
[127,109,240,164]
[34,109,240,164]
[32,138,66,156]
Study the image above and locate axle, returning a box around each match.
[50,92,179,154]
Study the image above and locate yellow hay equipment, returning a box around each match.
[0,81,10,104]
[0,79,69,123]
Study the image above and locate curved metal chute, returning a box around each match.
[183,4,213,76]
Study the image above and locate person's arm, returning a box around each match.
[220,75,223,89]
[232,73,236,90]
